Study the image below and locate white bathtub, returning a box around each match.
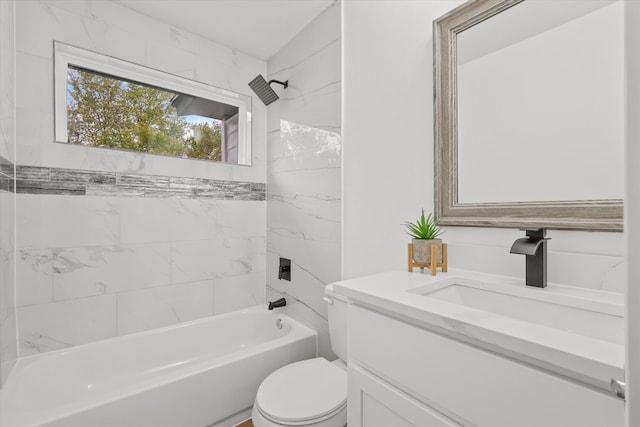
[0,307,317,427]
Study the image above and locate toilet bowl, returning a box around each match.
[252,285,348,427]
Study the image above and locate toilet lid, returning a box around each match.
[256,358,347,423]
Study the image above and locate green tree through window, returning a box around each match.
[66,66,224,162]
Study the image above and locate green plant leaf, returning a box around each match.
[403,208,443,239]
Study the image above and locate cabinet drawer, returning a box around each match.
[349,363,460,427]
[349,305,623,427]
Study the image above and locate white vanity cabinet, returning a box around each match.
[349,363,461,427]
[347,305,623,427]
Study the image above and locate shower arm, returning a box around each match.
[268,79,288,89]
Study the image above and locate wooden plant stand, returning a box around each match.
[408,243,448,275]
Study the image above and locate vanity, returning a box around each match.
[333,269,624,426]
[339,0,627,423]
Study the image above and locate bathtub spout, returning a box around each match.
[268,298,287,310]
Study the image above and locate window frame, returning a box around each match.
[53,41,252,165]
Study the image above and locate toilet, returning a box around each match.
[251,284,348,427]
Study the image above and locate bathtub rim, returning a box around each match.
[14,305,312,363]
[1,306,318,427]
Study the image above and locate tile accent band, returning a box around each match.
[15,165,265,200]
[0,155,15,193]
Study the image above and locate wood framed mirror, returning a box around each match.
[433,0,624,231]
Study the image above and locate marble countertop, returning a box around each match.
[332,268,624,392]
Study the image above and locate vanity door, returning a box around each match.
[348,363,461,427]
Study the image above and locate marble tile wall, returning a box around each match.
[0,0,17,387]
[0,160,16,385]
[15,0,267,183]
[266,2,341,359]
[442,227,625,293]
[16,190,266,356]
[13,0,268,356]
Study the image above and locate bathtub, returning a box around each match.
[0,307,317,427]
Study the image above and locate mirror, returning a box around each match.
[434,0,623,231]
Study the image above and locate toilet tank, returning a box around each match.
[325,284,348,361]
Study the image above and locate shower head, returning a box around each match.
[248,75,288,106]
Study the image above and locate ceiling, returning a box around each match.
[115,0,335,61]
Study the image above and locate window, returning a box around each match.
[54,42,252,165]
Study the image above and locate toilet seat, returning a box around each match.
[254,358,347,426]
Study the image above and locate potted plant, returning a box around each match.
[404,208,443,265]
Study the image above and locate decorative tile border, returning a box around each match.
[0,155,15,193]
[15,165,265,200]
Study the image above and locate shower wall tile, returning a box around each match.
[0,190,17,386]
[267,0,341,78]
[13,0,270,356]
[171,237,263,284]
[214,273,264,315]
[17,194,120,249]
[120,198,221,244]
[15,52,52,115]
[267,126,341,174]
[266,2,341,360]
[0,0,16,387]
[146,39,196,79]
[213,201,267,239]
[52,243,172,300]
[16,249,53,307]
[116,280,215,335]
[15,194,266,355]
[0,45,15,166]
[269,50,341,134]
[0,312,17,386]
[15,193,266,355]
[15,108,54,152]
[50,1,150,63]
[18,294,117,357]
[15,0,267,184]
[16,1,103,60]
[268,169,341,244]
[267,285,333,359]
[266,238,340,320]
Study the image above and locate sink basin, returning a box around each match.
[418,282,623,345]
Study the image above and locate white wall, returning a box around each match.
[266,2,341,359]
[342,0,624,294]
[343,0,462,280]
[0,0,17,387]
[14,0,268,356]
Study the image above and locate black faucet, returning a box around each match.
[510,229,550,288]
[268,298,287,310]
